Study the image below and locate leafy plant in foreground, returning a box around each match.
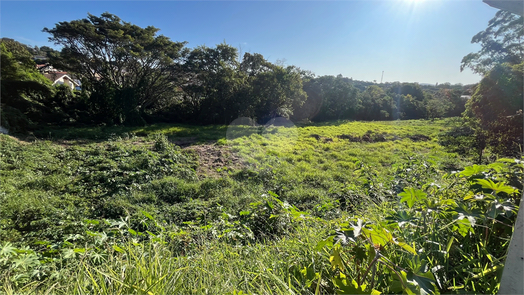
[317,158,521,294]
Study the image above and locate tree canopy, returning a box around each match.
[459,9,524,160]
[44,12,188,124]
[1,12,474,132]
[461,10,524,75]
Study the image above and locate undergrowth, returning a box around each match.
[1,119,520,294]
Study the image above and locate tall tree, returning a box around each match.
[464,63,523,157]
[43,12,188,124]
[357,85,393,120]
[312,75,360,122]
[460,9,523,160]
[180,43,245,124]
[0,39,52,132]
[248,64,307,123]
[461,10,524,75]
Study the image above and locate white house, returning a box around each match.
[43,72,81,90]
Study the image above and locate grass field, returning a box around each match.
[1,119,521,294]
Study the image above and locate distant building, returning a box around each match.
[43,72,81,90]
[36,63,58,73]
[37,64,81,90]
[460,95,471,100]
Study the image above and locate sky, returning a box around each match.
[0,0,499,85]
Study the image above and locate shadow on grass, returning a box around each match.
[20,123,230,146]
[15,118,458,145]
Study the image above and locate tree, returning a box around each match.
[43,12,188,124]
[458,9,523,161]
[357,85,393,120]
[290,70,322,122]
[461,10,524,75]
[464,62,523,158]
[0,39,53,132]
[248,64,307,123]
[180,43,245,124]
[311,75,360,122]
[388,82,425,101]
[167,45,306,125]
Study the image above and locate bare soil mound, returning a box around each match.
[188,144,245,177]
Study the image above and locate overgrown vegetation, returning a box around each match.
[0,119,521,294]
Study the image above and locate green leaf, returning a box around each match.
[453,218,474,237]
[407,256,440,295]
[399,188,427,208]
[0,243,16,257]
[142,211,154,220]
[476,179,518,195]
[390,270,417,295]
[330,245,344,271]
[385,210,416,227]
[112,245,125,253]
[362,226,391,247]
[73,248,86,253]
[351,245,368,261]
[334,274,369,294]
[83,219,100,225]
[397,239,417,255]
[445,237,454,258]
[316,236,334,251]
[459,165,487,177]
[407,271,439,295]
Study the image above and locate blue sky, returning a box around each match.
[1,1,498,84]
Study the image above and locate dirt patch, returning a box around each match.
[337,131,400,143]
[310,134,334,143]
[171,137,198,147]
[408,134,431,142]
[187,144,245,177]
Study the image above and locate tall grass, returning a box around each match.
[4,119,514,294]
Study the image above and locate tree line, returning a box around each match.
[456,9,523,160]
[1,12,470,131]
[1,11,522,159]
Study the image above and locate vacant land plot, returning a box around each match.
[1,119,520,294]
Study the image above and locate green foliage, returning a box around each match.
[461,10,524,75]
[453,10,524,162]
[0,39,54,132]
[43,12,188,123]
[317,158,521,294]
[438,121,482,160]
[463,62,523,159]
[1,120,518,294]
[357,85,394,120]
[178,45,307,124]
[305,75,361,122]
[3,25,471,132]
